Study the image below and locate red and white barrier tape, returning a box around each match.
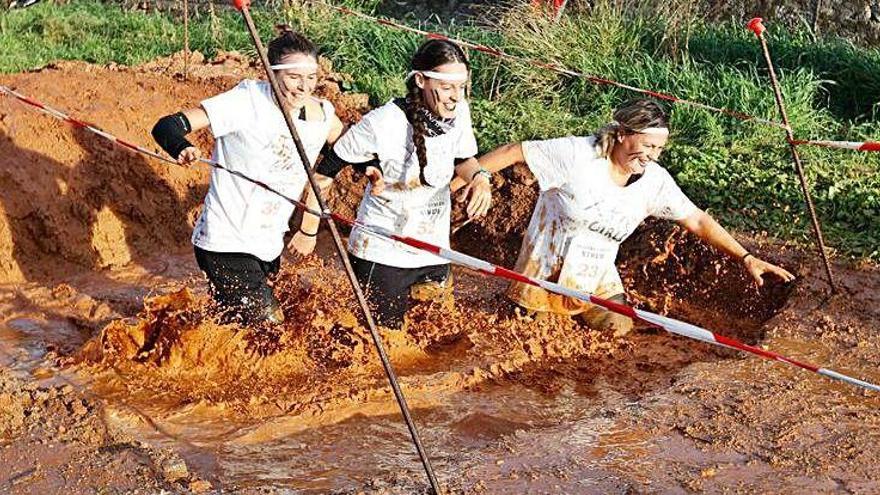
[3,85,876,394]
[791,139,880,152]
[320,2,788,130]
[0,85,179,166]
[342,218,880,393]
[328,4,880,153]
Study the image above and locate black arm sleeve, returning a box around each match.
[152,112,194,159]
[316,145,382,178]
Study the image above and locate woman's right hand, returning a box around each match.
[744,255,796,287]
[178,146,202,165]
[288,231,318,256]
[463,173,492,218]
[365,166,385,195]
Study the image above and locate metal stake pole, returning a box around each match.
[748,17,837,293]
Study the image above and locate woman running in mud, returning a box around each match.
[290,39,492,329]
[151,29,344,325]
[465,99,795,336]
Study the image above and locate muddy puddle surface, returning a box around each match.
[1,59,879,493]
[4,243,878,494]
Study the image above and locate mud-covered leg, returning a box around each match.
[410,264,454,311]
[578,293,634,337]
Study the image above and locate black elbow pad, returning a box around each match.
[351,157,382,175]
[316,146,381,178]
[152,112,194,159]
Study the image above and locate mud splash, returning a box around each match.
[63,225,805,492]
[1,58,879,493]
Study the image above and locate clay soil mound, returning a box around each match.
[0,52,369,284]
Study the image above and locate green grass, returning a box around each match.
[0,0,264,69]
[1,0,878,260]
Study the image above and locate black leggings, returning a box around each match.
[194,246,282,324]
[349,254,450,329]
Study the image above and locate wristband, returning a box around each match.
[470,167,491,182]
[299,229,318,237]
[742,252,752,262]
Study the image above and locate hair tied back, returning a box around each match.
[275,24,294,36]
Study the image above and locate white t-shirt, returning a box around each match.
[333,99,478,268]
[192,80,335,261]
[509,135,698,313]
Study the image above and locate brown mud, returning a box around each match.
[1,56,879,493]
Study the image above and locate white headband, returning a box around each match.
[613,121,669,136]
[406,70,469,83]
[637,127,670,136]
[271,62,318,71]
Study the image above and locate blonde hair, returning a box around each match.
[594,99,669,158]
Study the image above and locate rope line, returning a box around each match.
[322,2,788,130]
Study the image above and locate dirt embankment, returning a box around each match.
[0,50,368,285]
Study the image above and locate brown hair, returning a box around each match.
[405,39,469,187]
[594,99,669,158]
[267,25,318,65]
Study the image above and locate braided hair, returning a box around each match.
[594,99,669,159]
[405,39,469,187]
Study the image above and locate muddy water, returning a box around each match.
[0,283,629,492]
[9,238,865,493]
[86,352,680,493]
[165,383,607,491]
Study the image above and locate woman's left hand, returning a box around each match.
[461,174,492,218]
[288,231,318,256]
[744,255,796,286]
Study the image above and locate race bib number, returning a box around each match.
[558,235,617,293]
[413,196,445,236]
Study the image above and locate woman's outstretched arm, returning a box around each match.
[678,209,796,286]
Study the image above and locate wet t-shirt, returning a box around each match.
[509,135,698,313]
[333,99,478,268]
[193,80,335,261]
